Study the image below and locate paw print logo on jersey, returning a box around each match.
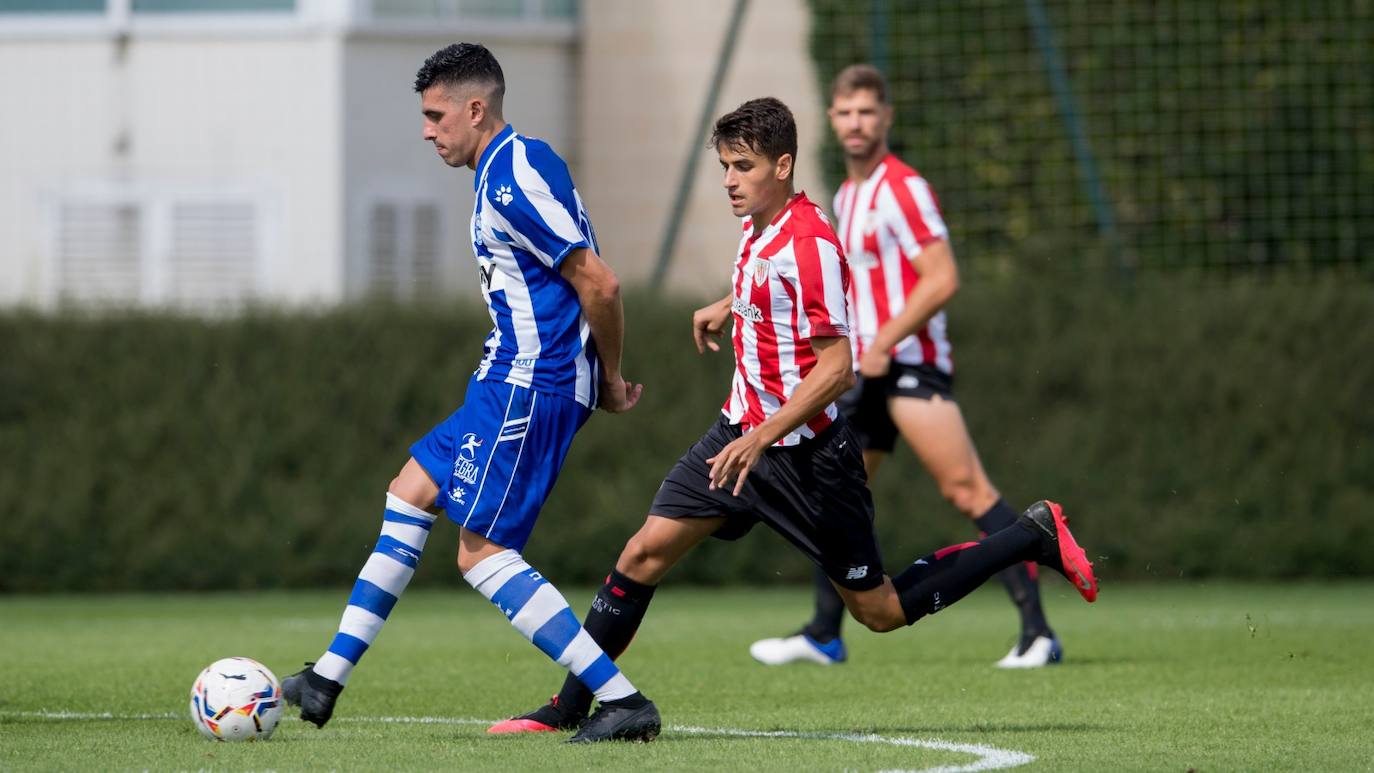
[493,185,514,206]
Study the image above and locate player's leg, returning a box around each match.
[837,500,1097,633]
[489,514,723,737]
[440,381,661,743]
[458,524,662,743]
[283,457,442,727]
[889,391,1059,666]
[751,376,893,666]
[491,417,743,738]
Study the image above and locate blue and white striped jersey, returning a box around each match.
[470,124,601,408]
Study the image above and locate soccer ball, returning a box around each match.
[188,657,283,741]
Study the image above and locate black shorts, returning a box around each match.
[649,416,885,591]
[836,362,955,453]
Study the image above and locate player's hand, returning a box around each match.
[598,376,643,414]
[692,301,732,354]
[705,433,767,496]
[859,349,892,378]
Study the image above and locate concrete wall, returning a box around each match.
[577,0,828,298]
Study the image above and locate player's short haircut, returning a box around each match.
[413,42,506,112]
[831,63,888,104]
[710,97,798,176]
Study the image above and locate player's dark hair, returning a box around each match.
[413,42,506,110]
[710,97,798,175]
[831,63,888,104]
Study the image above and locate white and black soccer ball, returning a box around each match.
[189,657,283,741]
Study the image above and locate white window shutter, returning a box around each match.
[167,201,258,308]
[56,202,142,305]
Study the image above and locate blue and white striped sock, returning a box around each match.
[313,493,437,686]
[464,550,636,703]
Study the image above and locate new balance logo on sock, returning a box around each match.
[845,566,869,580]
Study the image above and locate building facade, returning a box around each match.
[0,0,821,309]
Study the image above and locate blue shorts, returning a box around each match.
[410,376,591,551]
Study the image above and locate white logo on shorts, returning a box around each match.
[896,374,920,390]
[453,433,484,486]
[845,566,869,580]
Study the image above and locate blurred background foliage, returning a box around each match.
[810,0,1373,281]
[3,283,1370,591]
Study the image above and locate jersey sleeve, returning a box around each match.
[494,144,591,269]
[791,235,850,339]
[884,175,949,258]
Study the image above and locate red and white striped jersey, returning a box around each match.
[833,154,954,374]
[723,192,851,447]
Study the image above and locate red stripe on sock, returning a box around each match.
[934,541,980,560]
[1024,561,1039,580]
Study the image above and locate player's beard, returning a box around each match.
[842,133,884,165]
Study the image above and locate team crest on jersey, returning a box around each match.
[493,184,513,206]
[751,258,769,287]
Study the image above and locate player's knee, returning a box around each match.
[617,533,658,574]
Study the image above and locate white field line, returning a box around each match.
[2,710,1035,773]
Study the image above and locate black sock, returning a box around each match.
[975,499,1052,642]
[601,690,649,709]
[800,566,846,642]
[892,520,1040,625]
[553,569,657,715]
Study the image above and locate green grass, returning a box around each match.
[2,582,1371,771]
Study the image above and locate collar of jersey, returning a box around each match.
[863,155,893,187]
[475,124,517,192]
[748,191,808,246]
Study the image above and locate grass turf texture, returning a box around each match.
[2,583,1370,771]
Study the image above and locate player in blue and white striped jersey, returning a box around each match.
[281,42,660,744]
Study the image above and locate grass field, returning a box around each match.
[2,582,1371,771]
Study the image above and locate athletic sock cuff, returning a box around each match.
[974,498,1018,534]
[385,492,438,522]
[462,549,523,589]
[605,568,656,603]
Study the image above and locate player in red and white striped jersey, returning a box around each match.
[489,98,1096,738]
[722,183,852,446]
[750,65,1064,670]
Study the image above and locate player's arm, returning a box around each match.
[861,238,959,376]
[560,247,641,413]
[693,294,733,353]
[706,335,854,494]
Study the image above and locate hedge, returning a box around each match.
[1,279,1370,591]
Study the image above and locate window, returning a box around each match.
[369,0,576,22]
[56,202,142,304]
[0,1,104,12]
[166,201,259,306]
[50,188,266,310]
[362,200,443,301]
[132,0,293,12]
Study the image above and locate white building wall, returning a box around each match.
[0,31,344,308]
[577,0,828,298]
[340,33,577,301]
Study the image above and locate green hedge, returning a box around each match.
[1,280,1370,591]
